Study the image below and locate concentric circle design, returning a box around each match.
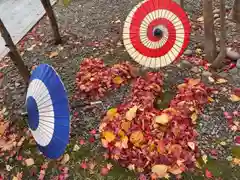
[123,0,191,68]
[26,64,70,159]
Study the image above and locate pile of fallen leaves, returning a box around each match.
[75,58,138,100]
[99,73,212,178]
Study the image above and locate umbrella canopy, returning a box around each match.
[26,64,70,159]
[123,0,191,68]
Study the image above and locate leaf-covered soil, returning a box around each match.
[0,0,240,179]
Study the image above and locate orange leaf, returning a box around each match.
[229,94,240,102]
[155,114,170,125]
[177,83,187,90]
[121,121,131,132]
[103,131,115,142]
[130,131,144,147]
[151,164,168,178]
[188,78,201,86]
[113,76,124,85]
[125,106,138,121]
[0,122,9,136]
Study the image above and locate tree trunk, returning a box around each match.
[0,19,30,83]
[232,0,240,24]
[211,0,226,69]
[180,0,184,8]
[203,0,217,63]
[40,0,61,44]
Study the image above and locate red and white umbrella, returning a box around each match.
[123,0,191,68]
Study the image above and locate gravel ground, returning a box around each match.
[0,0,240,179]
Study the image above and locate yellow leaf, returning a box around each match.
[216,78,227,84]
[229,94,240,102]
[113,76,124,85]
[155,114,170,125]
[130,131,144,147]
[188,79,201,86]
[121,121,131,132]
[49,51,59,58]
[151,164,168,178]
[191,112,198,124]
[208,97,214,102]
[106,108,118,118]
[118,130,125,137]
[125,106,138,121]
[202,154,208,164]
[103,131,115,142]
[187,142,195,150]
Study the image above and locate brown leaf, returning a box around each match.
[60,154,70,164]
[151,164,168,178]
[49,51,59,58]
[25,158,35,167]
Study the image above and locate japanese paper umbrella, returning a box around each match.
[123,0,191,68]
[25,64,70,159]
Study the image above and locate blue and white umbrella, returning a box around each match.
[26,64,70,159]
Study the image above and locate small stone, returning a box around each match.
[214,18,220,24]
[202,71,212,77]
[229,67,238,74]
[184,49,193,56]
[213,9,220,14]
[218,72,228,78]
[180,60,193,69]
[226,48,240,61]
[214,14,220,19]
[191,66,201,73]
[15,82,21,87]
[237,59,240,69]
